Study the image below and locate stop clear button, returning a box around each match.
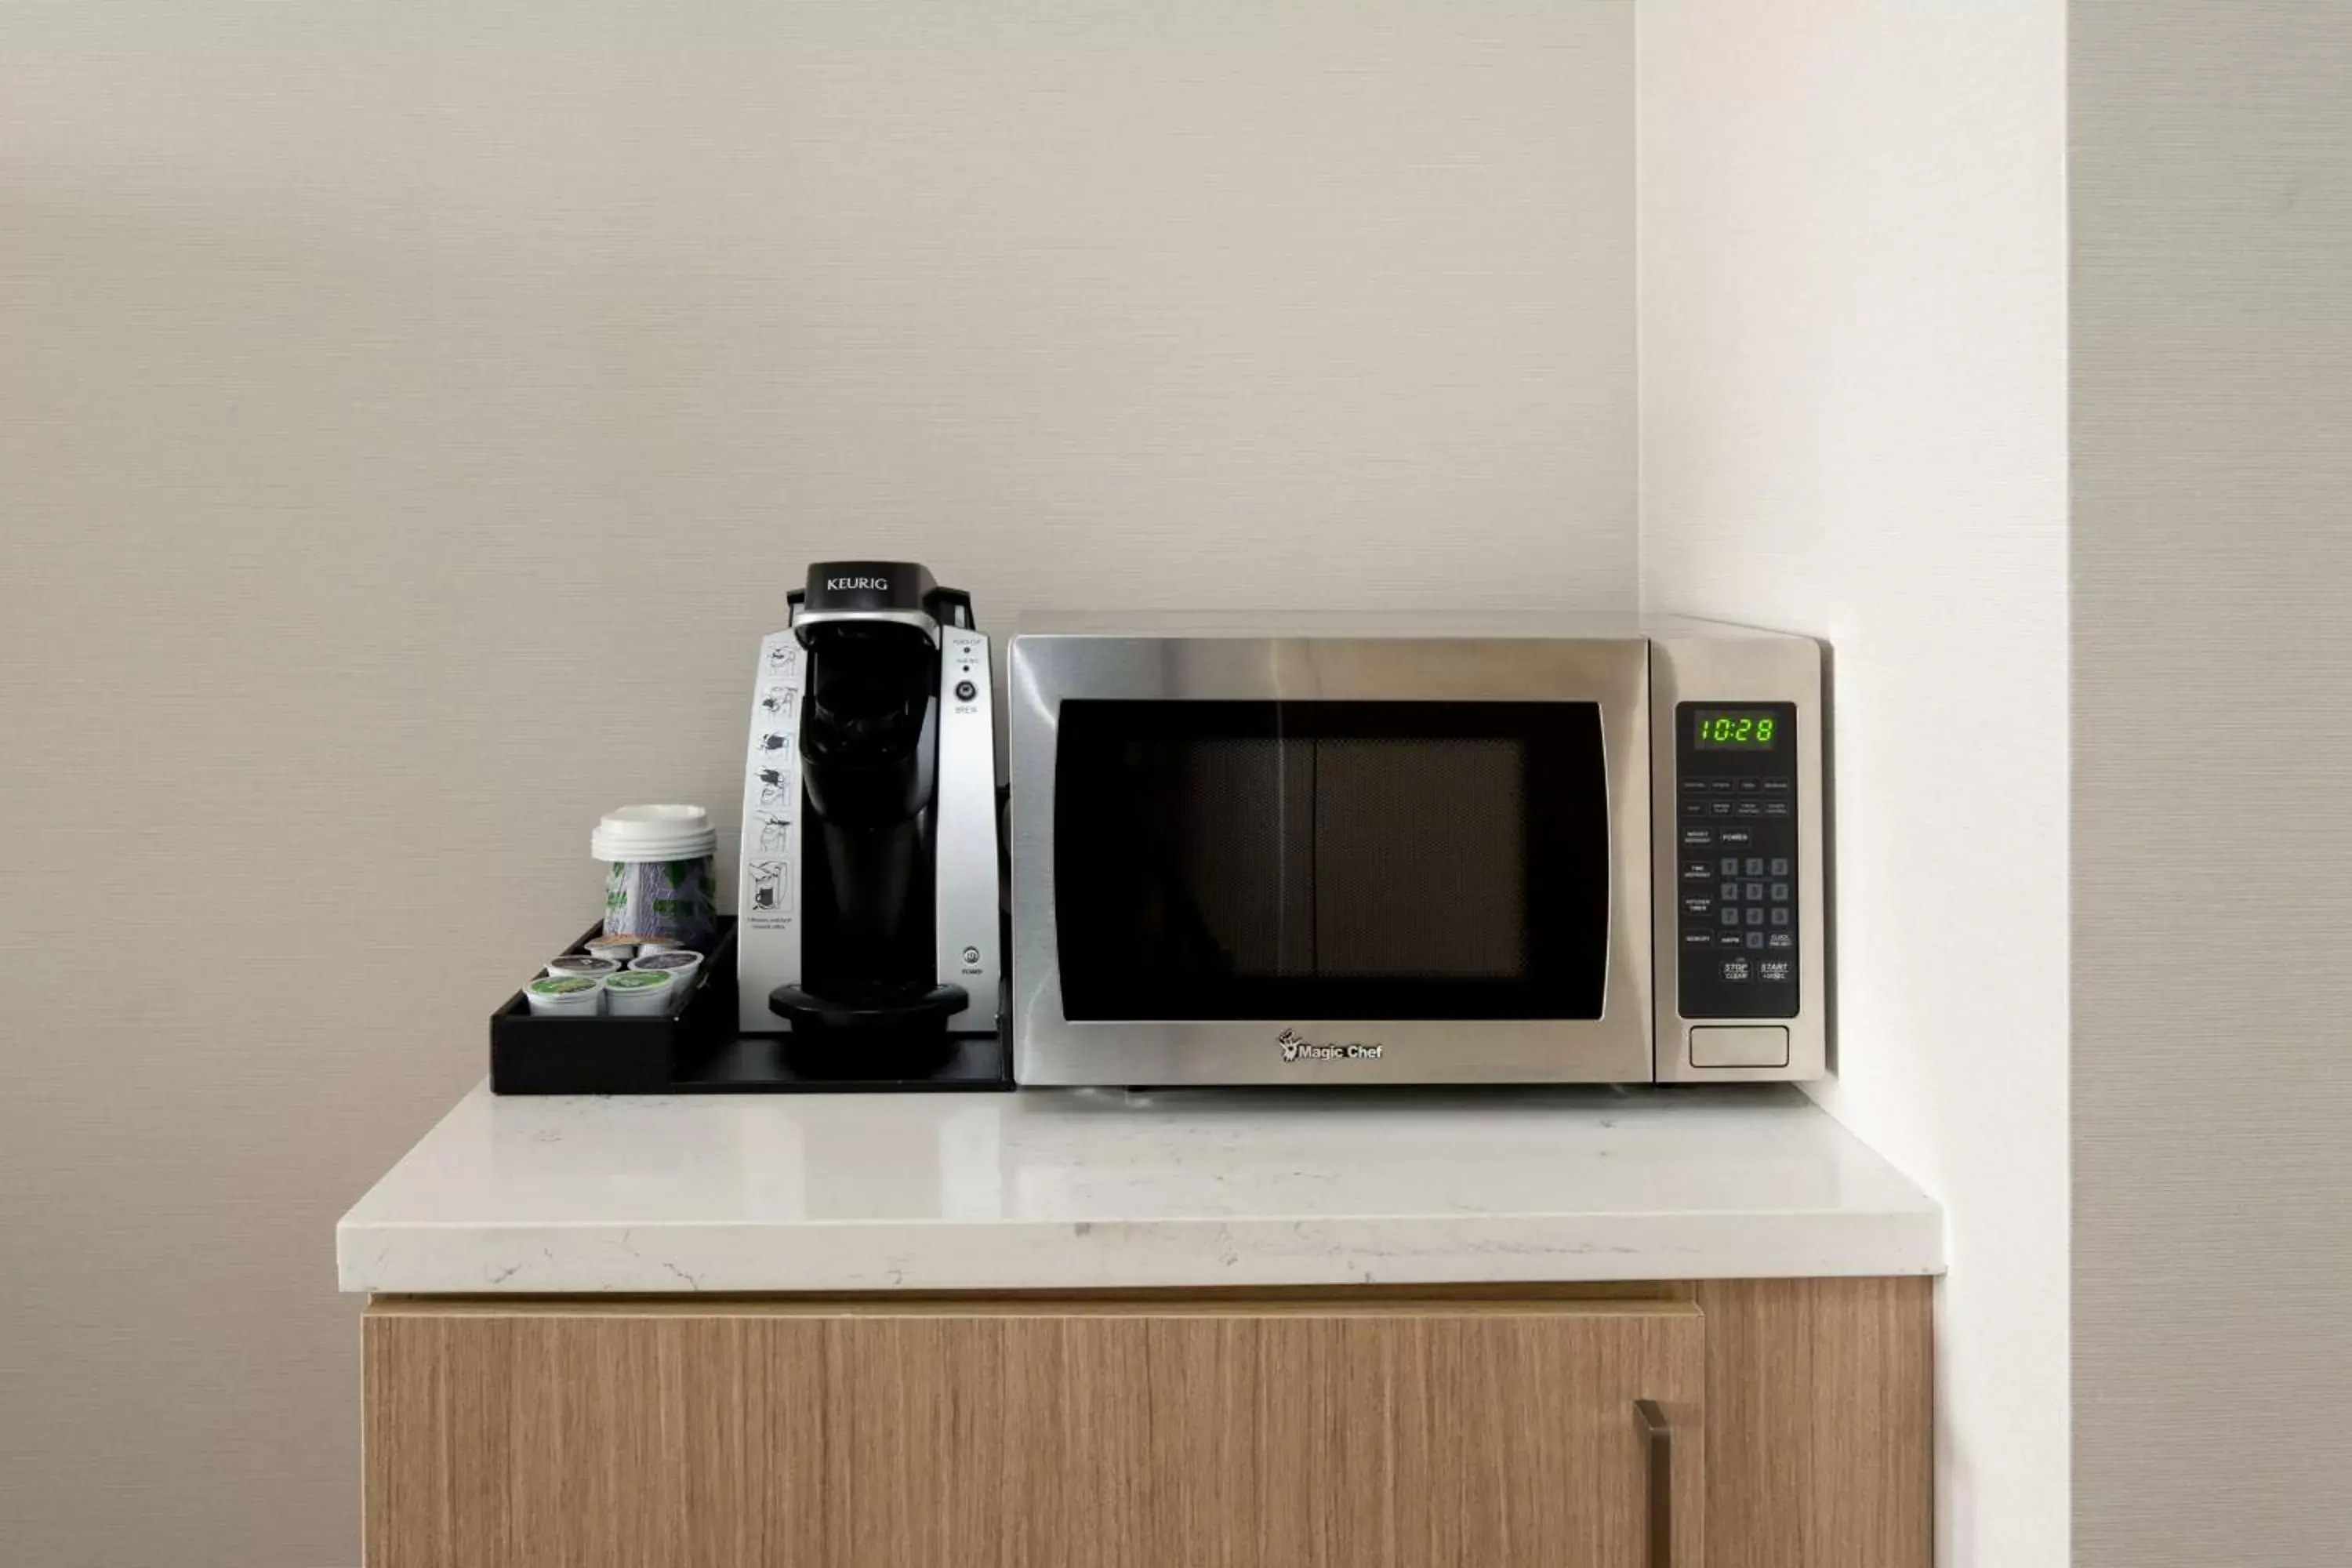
[1689,1025,1790,1069]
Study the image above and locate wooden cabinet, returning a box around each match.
[364,1282,1927,1568]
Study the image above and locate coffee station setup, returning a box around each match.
[488,557,1830,1095]
[346,559,1940,1568]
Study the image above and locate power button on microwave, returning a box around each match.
[1689,1025,1790,1069]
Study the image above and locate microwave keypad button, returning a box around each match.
[1719,856,1740,875]
[1743,881,1765,902]
[1759,960,1792,983]
[1684,929,1715,949]
[1770,907,1790,927]
[1684,895,1714,918]
[1763,800,1791,817]
[1769,857,1791,877]
[1767,931,1794,949]
[1720,881,1740,902]
[1746,931,1766,949]
[1682,779,1709,796]
[1682,827,1714,848]
[1737,779,1762,793]
[1718,827,1754,847]
[1735,800,1764,817]
[1720,907,1740,927]
[1683,858,1713,880]
[1745,907,1766,927]
[1744,857,1765,876]
[1770,881,1791,902]
[1719,957,1751,982]
[1718,931,1746,950]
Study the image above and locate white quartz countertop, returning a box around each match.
[338,1083,1942,1294]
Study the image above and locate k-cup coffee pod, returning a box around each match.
[601,968,677,1017]
[634,936,683,955]
[584,935,639,965]
[628,949,702,980]
[592,805,718,943]
[524,975,606,1016]
[545,954,619,981]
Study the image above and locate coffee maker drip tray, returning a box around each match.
[765,982,970,1033]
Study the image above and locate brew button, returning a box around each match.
[1719,957,1751,982]
[1744,857,1766,877]
[1746,931,1766,949]
[1770,907,1791,927]
[1743,881,1764,902]
[1720,882,1740,902]
[1770,881,1791,902]
[1719,855,1740,876]
[1720,907,1740,927]
[1769,857,1791,876]
[1766,931,1795,950]
[1745,908,1765,927]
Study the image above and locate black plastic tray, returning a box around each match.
[489,920,1012,1094]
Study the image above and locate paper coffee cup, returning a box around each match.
[593,805,718,944]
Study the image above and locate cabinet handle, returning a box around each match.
[1633,1399,1673,1568]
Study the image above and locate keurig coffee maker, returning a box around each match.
[735,562,1001,1052]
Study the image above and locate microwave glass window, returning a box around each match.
[1052,701,1610,1021]
[1693,708,1780,750]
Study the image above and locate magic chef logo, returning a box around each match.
[1277,1028,1384,1064]
[826,575,888,592]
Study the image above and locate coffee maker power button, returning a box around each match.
[960,946,982,966]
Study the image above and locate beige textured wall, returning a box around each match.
[0,3,1634,1563]
[1637,4,2070,1565]
[2071,4,2352,1564]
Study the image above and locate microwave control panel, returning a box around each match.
[1674,701,1799,1020]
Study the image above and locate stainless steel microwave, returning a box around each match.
[1007,618,1826,1085]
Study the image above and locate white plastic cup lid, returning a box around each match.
[592,804,717,863]
[629,951,702,973]
[546,955,619,978]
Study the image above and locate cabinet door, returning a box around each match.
[365,1296,1704,1568]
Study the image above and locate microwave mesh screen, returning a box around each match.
[1311,737,1525,978]
[1052,700,1607,1022]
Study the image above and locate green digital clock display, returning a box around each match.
[1693,709,1780,750]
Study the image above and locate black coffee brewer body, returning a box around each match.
[735,563,1001,1045]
